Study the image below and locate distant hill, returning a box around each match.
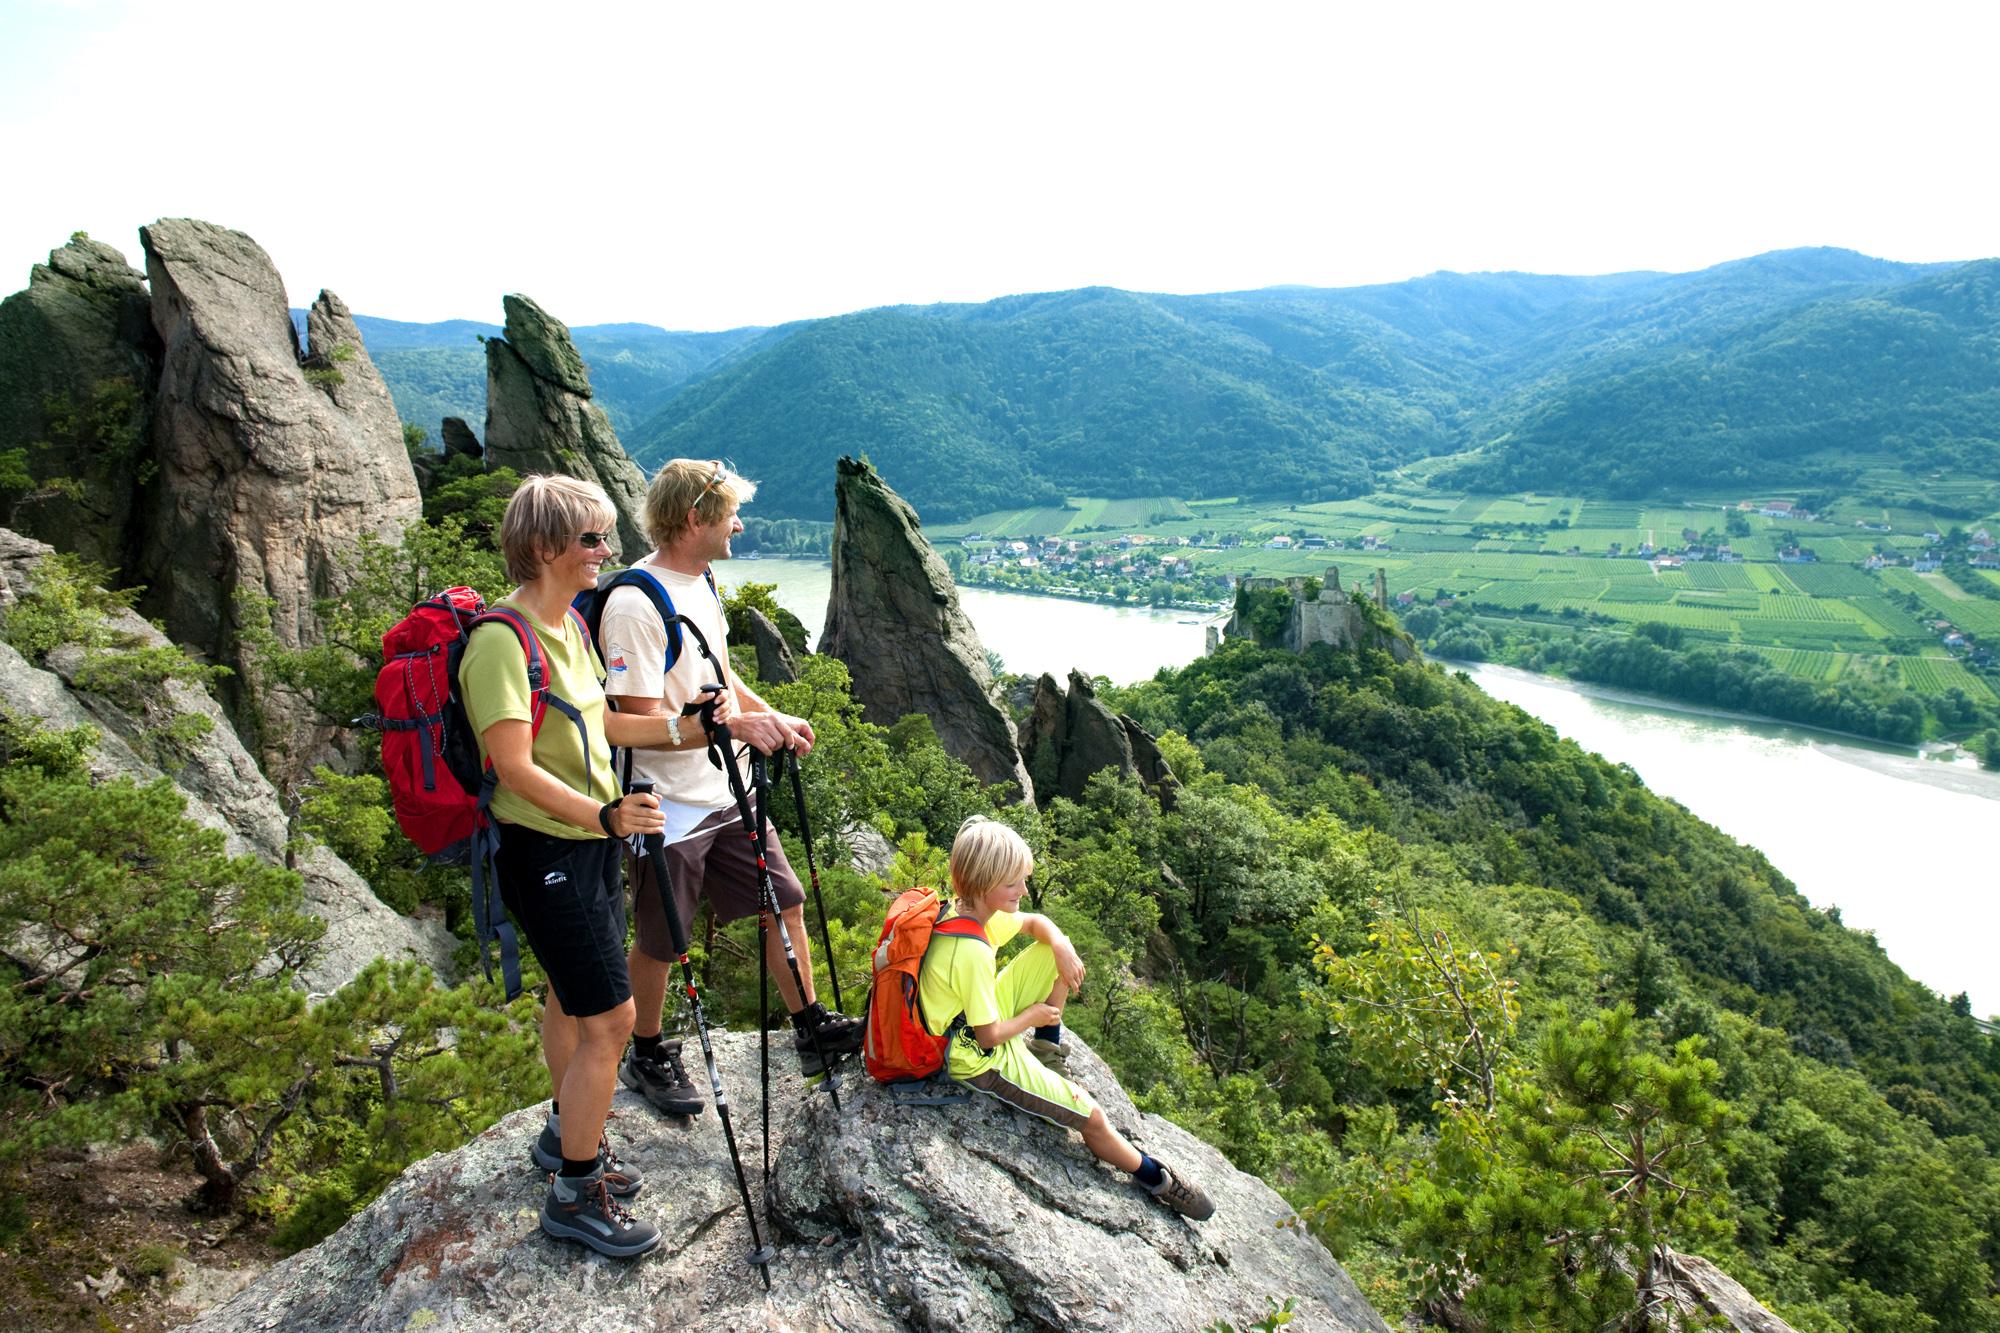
[294,311,770,444]
[355,247,1993,514]
[1444,256,2000,494]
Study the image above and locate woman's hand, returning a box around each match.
[608,791,664,838]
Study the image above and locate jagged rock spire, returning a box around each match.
[820,456,1032,800]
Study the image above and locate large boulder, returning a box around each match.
[189,1031,1388,1332]
[0,234,158,570]
[482,295,649,558]
[1020,668,1178,808]
[137,218,421,779]
[0,529,451,993]
[820,457,1032,800]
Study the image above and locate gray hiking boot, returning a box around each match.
[541,1168,661,1258]
[530,1118,642,1198]
[621,1038,704,1117]
[1144,1160,1216,1221]
[1027,1035,1070,1071]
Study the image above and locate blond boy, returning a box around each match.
[918,816,1214,1219]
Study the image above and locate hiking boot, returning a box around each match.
[1144,1160,1216,1221]
[794,1002,865,1077]
[621,1038,704,1117]
[541,1168,661,1258]
[530,1121,643,1198]
[1027,1035,1070,1071]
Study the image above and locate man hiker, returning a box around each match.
[601,458,865,1116]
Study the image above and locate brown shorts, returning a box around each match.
[630,804,806,961]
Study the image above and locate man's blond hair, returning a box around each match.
[498,473,617,584]
[948,816,1034,906]
[645,458,758,550]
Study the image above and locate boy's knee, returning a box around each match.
[584,998,636,1044]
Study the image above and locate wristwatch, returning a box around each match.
[667,714,683,747]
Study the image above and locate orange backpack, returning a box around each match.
[864,888,990,1084]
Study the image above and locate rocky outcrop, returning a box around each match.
[745,605,799,683]
[0,234,158,569]
[820,457,1032,799]
[1219,565,1416,662]
[137,218,421,778]
[439,415,481,459]
[191,1030,1388,1332]
[0,529,451,993]
[1020,669,1177,808]
[482,295,648,557]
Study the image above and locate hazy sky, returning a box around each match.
[4,0,1995,330]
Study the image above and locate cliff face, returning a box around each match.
[188,1030,1389,1332]
[820,456,1033,799]
[1020,668,1178,808]
[0,529,451,993]
[482,294,650,558]
[0,235,158,570]
[138,218,421,779]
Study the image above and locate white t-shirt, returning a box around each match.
[599,556,744,840]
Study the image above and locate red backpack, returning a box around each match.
[368,587,595,999]
[864,888,990,1084]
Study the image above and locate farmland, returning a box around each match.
[929,481,2000,709]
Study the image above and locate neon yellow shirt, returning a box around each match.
[458,601,619,839]
[917,908,1022,1078]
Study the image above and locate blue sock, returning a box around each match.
[1034,1024,1062,1045]
[1132,1154,1164,1189]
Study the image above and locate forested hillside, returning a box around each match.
[357,248,1990,519]
[1447,258,2000,494]
[300,312,771,443]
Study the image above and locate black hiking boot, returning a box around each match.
[1143,1159,1216,1221]
[620,1038,704,1117]
[541,1167,661,1258]
[793,1001,865,1077]
[530,1119,643,1198]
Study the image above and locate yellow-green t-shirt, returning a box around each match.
[458,601,619,839]
[917,908,1022,1078]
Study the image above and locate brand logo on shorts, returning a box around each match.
[543,870,568,886]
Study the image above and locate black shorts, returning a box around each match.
[495,823,630,1018]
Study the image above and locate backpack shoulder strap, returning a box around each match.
[602,567,687,671]
[933,914,992,947]
[468,608,551,735]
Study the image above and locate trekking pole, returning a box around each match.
[782,747,844,1014]
[702,715,843,1114]
[624,780,773,1290]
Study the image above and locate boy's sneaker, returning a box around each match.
[1144,1160,1216,1221]
[1026,1035,1070,1071]
[530,1123,643,1198]
[793,1002,865,1077]
[621,1039,704,1117]
[541,1168,661,1258]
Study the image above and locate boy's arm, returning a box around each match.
[971,1002,1063,1051]
[1017,913,1086,992]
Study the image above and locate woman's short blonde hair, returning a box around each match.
[948,816,1034,906]
[644,458,758,549]
[499,474,617,584]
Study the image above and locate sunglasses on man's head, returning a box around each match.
[700,463,726,497]
[577,531,611,549]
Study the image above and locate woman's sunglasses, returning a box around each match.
[577,531,611,549]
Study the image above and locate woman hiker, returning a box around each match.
[459,473,690,1259]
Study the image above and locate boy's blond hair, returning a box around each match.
[644,458,758,549]
[498,473,618,584]
[948,816,1034,906]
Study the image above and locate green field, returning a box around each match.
[934,484,2000,705]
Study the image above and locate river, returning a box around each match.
[726,556,1998,1015]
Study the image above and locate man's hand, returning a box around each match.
[725,710,817,756]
